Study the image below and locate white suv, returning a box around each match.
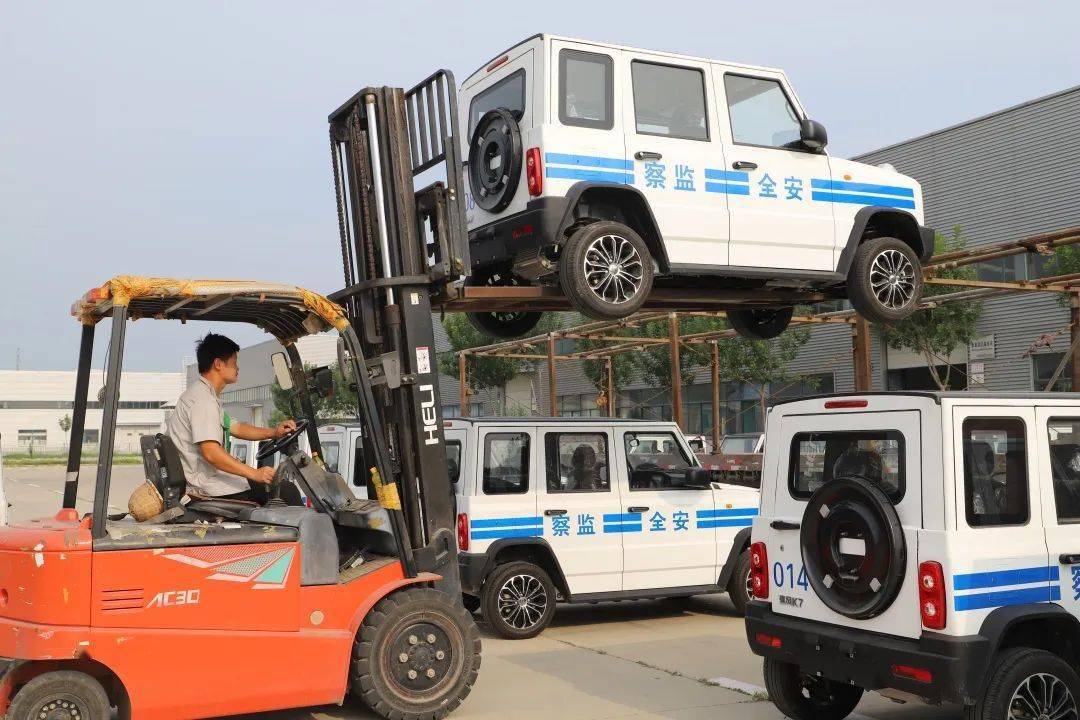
[748,392,1080,720]
[449,417,758,639]
[459,35,934,339]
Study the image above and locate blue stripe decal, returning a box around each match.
[953,566,1060,591]
[470,516,543,529]
[603,524,643,533]
[546,167,634,184]
[954,585,1061,612]
[603,513,643,522]
[471,527,544,540]
[697,508,759,518]
[705,169,750,182]
[545,152,633,170]
[705,182,751,196]
[810,179,915,198]
[810,191,916,210]
[698,518,754,528]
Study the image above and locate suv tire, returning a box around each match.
[727,307,794,340]
[482,560,557,640]
[7,670,112,720]
[763,657,863,720]
[466,268,545,338]
[559,221,654,320]
[846,236,924,324]
[727,549,752,616]
[468,109,522,213]
[967,647,1080,720]
[350,587,481,720]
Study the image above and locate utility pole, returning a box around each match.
[669,314,683,430]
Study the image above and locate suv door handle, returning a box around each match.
[732,161,758,170]
[627,506,649,514]
[634,151,663,161]
[544,509,567,516]
[1060,554,1080,565]
[771,520,801,531]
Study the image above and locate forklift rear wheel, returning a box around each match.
[7,670,112,720]
[351,587,481,720]
[559,221,654,320]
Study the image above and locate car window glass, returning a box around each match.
[351,433,364,487]
[963,418,1028,527]
[560,50,613,130]
[322,441,340,474]
[724,74,801,149]
[446,440,462,485]
[624,431,695,490]
[233,444,248,464]
[469,69,525,136]
[483,432,530,495]
[721,435,758,454]
[789,431,905,501]
[545,433,609,493]
[631,61,708,141]
[1048,419,1080,523]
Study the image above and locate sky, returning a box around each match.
[1,0,1078,373]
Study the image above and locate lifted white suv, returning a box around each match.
[748,392,1080,719]
[460,35,934,339]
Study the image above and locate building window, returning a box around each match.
[221,385,271,405]
[1033,353,1072,392]
[558,393,600,418]
[17,430,48,448]
[82,429,100,446]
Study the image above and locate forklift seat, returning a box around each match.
[140,434,256,520]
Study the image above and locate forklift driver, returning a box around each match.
[166,333,303,506]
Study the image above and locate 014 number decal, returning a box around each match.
[772,562,808,592]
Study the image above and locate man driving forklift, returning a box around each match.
[167,332,302,505]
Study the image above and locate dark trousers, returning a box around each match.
[220,481,303,506]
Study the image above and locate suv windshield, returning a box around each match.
[789,430,905,501]
[469,69,525,135]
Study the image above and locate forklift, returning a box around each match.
[0,71,480,719]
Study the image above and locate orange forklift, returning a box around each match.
[0,73,480,719]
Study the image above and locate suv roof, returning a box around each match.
[446,416,679,426]
[771,390,1080,408]
[465,33,784,87]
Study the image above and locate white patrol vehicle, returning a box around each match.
[449,416,759,639]
[747,392,1080,720]
[459,35,934,340]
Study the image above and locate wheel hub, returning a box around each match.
[582,234,644,305]
[1009,672,1076,720]
[497,573,548,630]
[389,622,453,692]
[34,698,84,720]
[869,249,915,310]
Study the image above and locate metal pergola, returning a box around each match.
[452,225,1080,447]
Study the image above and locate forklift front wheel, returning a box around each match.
[7,670,112,720]
[351,587,481,720]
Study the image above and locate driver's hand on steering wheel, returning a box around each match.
[251,466,276,484]
[273,419,297,439]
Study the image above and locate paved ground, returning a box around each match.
[3,466,964,720]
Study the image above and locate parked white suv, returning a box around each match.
[450,417,758,638]
[460,35,933,339]
[748,392,1080,719]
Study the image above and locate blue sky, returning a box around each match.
[2,0,1077,372]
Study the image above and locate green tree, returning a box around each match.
[269,363,358,425]
[58,414,72,449]
[715,327,813,427]
[879,227,983,390]
[634,315,728,389]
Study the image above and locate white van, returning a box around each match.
[460,35,933,340]
[450,417,758,639]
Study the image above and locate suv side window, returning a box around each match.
[482,432,530,495]
[559,50,613,130]
[469,69,526,135]
[789,431,905,501]
[624,431,694,490]
[724,74,802,149]
[545,433,610,493]
[631,61,708,141]
[1046,418,1080,523]
[446,440,462,486]
[963,418,1029,527]
[322,441,340,474]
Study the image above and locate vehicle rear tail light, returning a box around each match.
[526,147,543,196]
[457,513,469,551]
[824,399,868,409]
[919,561,946,630]
[755,632,781,648]
[750,541,769,599]
[892,665,933,683]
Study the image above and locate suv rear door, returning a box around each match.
[467,425,540,554]
[768,409,923,639]
[1037,411,1080,614]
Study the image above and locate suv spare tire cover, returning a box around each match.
[469,108,523,213]
[799,475,906,620]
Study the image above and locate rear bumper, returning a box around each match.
[468,197,568,272]
[745,602,989,705]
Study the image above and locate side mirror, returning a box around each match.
[311,366,335,400]
[336,337,355,383]
[800,118,828,152]
[684,467,713,488]
[271,352,293,391]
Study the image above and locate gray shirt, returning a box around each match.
[165,375,248,497]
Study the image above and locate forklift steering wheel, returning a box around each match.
[257,419,309,461]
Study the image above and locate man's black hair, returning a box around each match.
[196,333,240,374]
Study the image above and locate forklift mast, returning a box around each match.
[328,71,469,595]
